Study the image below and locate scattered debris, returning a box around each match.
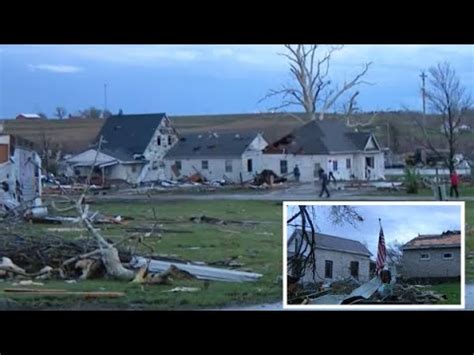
[209,256,244,268]
[190,215,264,226]
[0,234,131,276]
[11,280,44,287]
[302,277,449,305]
[190,215,226,225]
[131,257,262,283]
[3,289,125,298]
[162,287,200,293]
[253,170,287,186]
[126,226,192,234]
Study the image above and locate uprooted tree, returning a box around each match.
[415,62,472,173]
[260,45,372,122]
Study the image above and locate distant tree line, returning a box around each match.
[46,106,117,119]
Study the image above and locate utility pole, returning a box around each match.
[420,71,427,115]
[104,83,108,117]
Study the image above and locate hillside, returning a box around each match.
[2,111,474,158]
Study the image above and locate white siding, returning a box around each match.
[163,134,267,183]
[139,118,178,183]
[164,157,243,182]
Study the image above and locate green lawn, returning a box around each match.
[426,282,461,305]
[465,201,474,281]
[0,200,283,310]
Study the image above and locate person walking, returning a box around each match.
[318,168,330,198]
[450,170,460,198]
[293,165,300,183]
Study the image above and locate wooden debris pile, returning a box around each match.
[0,233,132,278]
[390,284,447,304]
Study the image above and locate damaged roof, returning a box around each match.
[402,231,461,250]
[289,229,372,257]
[264,120,378,155]
[164,132,260,159]
[94,113,167,161]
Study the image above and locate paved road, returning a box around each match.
[93,183,474,202]
[221,302,284,311]
[466,284,474,309]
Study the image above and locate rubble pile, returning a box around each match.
[0,233,131,277]
[391,284,447,304]
[328,277,361,294]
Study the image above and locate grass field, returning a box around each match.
[0,200,283,310]
[427,282,461,305]
[465,201,474,281]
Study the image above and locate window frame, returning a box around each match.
[325,260,333,279]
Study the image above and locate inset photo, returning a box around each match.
[284,201,465,310]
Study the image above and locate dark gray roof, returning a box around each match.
[95,113,167,161]
[264,120,377,155]
[164,132,259,159]
[289,229,372,257]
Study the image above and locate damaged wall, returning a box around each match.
[0,135,42,209]
[296,249,371,284]
[263,152,385,182]
[163,134,268,183]
[401,247,461,279]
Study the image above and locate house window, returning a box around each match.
[225,160,233,173]
[350,261,359,280]
[157,136,161,146]
[168,135,173,146]
[202,160,209,170]
[280,160,288,174]
[152,161,159,170]
[443,253,453,260]
[325,260,333,279]
[346,158,351,169]
[131,165,137,173]
[175,161,182,170]
[74,169,81,176]
[332,160,338,171]
[420,253,431,261]
[247,159,253,172]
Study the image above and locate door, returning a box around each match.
[365,156,375,180]
[247,159,253,172]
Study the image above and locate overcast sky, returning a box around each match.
[287,204,462,257]
[0,45,472,118]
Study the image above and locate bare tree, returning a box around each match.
[80,106,103,119]
[386,240,403,266]
[54,107,67,119]
[415,62,472,173]
[261,45,372,121]
[342,91,379,127]
[287,205,363,283]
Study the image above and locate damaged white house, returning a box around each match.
[163,132,268,183]
[0,134,42,212]
[263,120,385,182]
[64,113,178,185]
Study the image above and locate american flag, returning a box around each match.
[375,224,386,275]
